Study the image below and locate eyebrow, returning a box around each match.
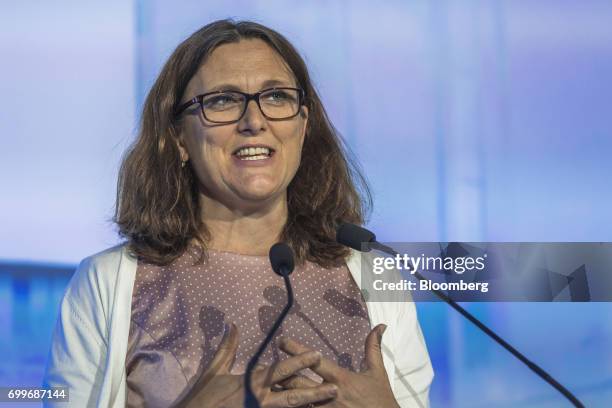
[205,79,295,93]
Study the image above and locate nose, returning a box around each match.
[237,99,266,135]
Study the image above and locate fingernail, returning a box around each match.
[221,323,231,340]
[327,384,338,397]
[305,351,320,363]
[378,324,387,342]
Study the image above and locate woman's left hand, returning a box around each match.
[279,324,399,408]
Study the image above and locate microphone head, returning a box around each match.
[269,243,295,276]
[336,223,376,252]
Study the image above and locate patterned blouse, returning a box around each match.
[125,245,371,407]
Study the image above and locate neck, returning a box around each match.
[199,193,288,256]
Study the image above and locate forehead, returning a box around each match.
[190,38,296,92]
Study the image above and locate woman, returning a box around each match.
[43,20,433,407]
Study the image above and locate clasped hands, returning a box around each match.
[175,323,400,408]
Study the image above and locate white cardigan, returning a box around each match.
[42,244,433,407]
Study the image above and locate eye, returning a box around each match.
[262,89,296,104]
[270,91,288,100]
[202,93,242,110]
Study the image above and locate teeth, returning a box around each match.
[235,147,271,157]
[241,154,269,161]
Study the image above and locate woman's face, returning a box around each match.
[177,39,309,210]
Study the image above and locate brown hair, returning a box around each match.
[114,19,372,267]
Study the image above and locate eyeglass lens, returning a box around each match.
[201,89,300,122]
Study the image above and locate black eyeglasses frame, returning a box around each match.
[175,87,305,124]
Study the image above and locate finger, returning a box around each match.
[279,338,343,383]
[267,351,322,384]
[267,384,338,408]
[364,324,387,372]
[279,374,321,390]
[207,323,239,375]
[177,324,239,407]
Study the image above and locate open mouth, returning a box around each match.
[232,146,276,161]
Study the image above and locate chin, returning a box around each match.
[235,184,283,202]
[235,177,284,198]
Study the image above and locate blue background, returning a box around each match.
[1,1,611,406]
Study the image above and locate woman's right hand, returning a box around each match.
[175,323,338,408]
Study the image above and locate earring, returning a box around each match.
[181,160,187,168]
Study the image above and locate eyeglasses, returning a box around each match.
[175,87,305,124]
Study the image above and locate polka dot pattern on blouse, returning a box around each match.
[125,245,371,408]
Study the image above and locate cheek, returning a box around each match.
[185,131,229,177]
[277,122,306,163]
[294,125,307,166]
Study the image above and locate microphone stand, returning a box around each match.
[244,266,294,408]
[368,241,585,408]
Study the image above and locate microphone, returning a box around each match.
[269,242,295,277]
[336,223,585,408]
[244,243,296,408]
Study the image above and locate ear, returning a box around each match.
[300,104,309,119]
[300,105,309,139]
[176,132,190,162]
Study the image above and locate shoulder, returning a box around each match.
[346,249,407,304]
[64,243,135,321]
[345,248,377,282]
[78,242,132,272]
[72,243,132,288]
